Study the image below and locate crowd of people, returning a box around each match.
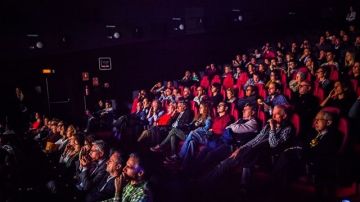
[1,7,360,202]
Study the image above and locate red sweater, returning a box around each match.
[157,113,172,126]
[212,114,231,137]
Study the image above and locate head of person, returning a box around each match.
[183,87,191,98]
[73,135,84,153]
[142,98,150,109]
[196,86,204,96]
[226,88,235,100]
[90,140,106,161]
[295,72,306,82]
[198,102,210,119]
[164,88,172,96]
[253,73,261,83]
[242,104,255,120]
[326,51,334,62]
[105,100,112,109]
[98,100,104,108]
[352,62,360,77]
[245,85,256,97]
[333,80,348,97]
[288,60,296,69]
[56,121,64,133]
[313,110,333,132]
[167,102,177,114]
[248,64,255,74]
[43,117,49,126]
[217,102,228,115]
[176,100,187,113]
[184,70,191,78]
[258,64,266,72]
[66,125,76,139]
[50,121,58,134]
[316,67,327,80]
[224,65,232,74]
[270,70,279,81]
[268,82,281,96]
[172,88,179,96]
[83,135,95,153]
[136,102,143,112]
[298,81,312,95]
[123,153,146,184]
[166,81,173,88]
[106,151,123,177]
[211,83,221,94]
[305,57,314,67]
[151,100,161,111]
[303,48,310,56]
[272,105,288,124]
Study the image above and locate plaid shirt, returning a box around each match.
[122,181,150,202]
[101,181,151,202]
[240,122,293,150]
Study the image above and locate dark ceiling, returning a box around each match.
[0,0,352,60]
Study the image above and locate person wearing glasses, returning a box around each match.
[303,110,342,199]
[202,105,294,186]
[85,151,123,202]
[76,140,108,192]
[150,100,193,160]
[315,66,332,94]
[291,81,319,135]
[102,153,151,202]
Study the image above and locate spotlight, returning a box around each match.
[36,41,44,49]
[113,32,120,39]
[171,17,185,32]
[231,9,243,23]
[105,25,120,39]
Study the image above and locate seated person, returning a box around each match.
[289,71,306,93]
[304,110,342,188]
[179,70,193,87]
[146,100,164,127]
[169,102,212,166]
[244,73,264,90]
[193,86,207,106]
[137,103,177,145]
[196,104,258,171]
[209,83,223,109]
[202,105,294,185]
[85,151,123,202]
[320,80,356,115]
[76,140,108,192]
[237,85,257,110]
[258,82,288,115]
[225,88,237,104]
[104,153,152,202]
[315,67,332,94]
[149,81,164,98]
[158,88,175,105]
[150,100,193,160]
[291,81,319,135]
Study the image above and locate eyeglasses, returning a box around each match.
[299,84,310,87]
[316,71,323,74]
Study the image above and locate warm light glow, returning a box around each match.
[42,69,54,74]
